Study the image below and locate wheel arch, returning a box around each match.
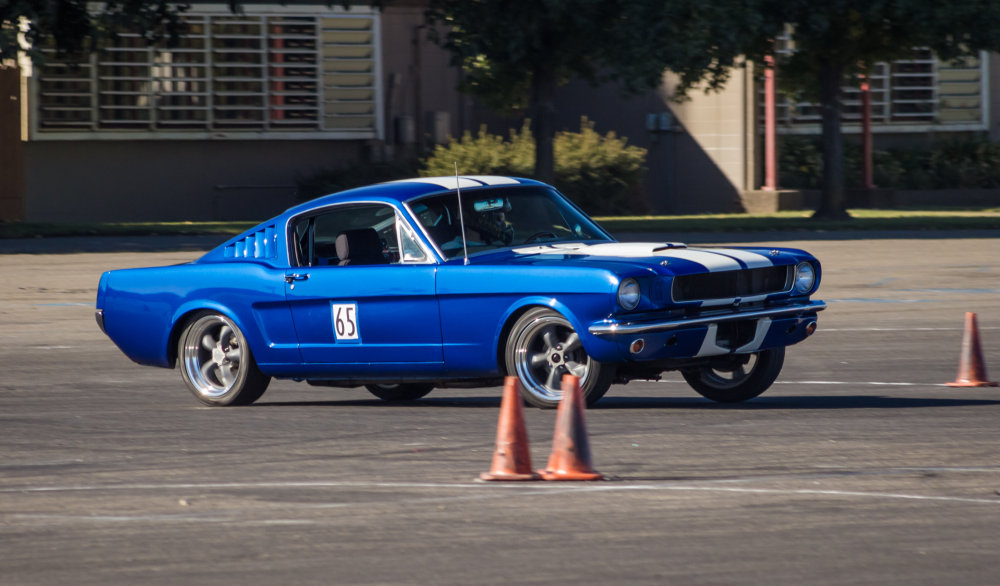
[167,302,255,368]
[493,297,595,374]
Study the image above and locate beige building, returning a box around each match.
[2,3,469,222]
[2,3,998,222]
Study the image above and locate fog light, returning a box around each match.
[629,338,645,355]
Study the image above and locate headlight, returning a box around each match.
[793,262,816,294]
[618,278,641,310]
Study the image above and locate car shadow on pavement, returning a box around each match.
[253,396,503,408]
[593,394,1000,410]
[250,394,1000,410]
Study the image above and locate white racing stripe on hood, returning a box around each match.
[701,248,774,269]
[513,242,678,258]
[660,249,742,271]
[512,242,754,272]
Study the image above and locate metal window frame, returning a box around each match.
[28,4,382,141]
[766,35,988,135]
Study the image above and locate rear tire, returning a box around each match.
[681,347,784,403]
[365,383,434,402]
[178,312,270,406]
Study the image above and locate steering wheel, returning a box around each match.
[524,231,557,244]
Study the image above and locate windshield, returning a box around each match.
[408,186,612,259]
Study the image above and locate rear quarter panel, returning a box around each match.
[101,262,297,369]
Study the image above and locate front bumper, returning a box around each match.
[588,300,827,336]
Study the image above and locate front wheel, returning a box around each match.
[365,383,434,402]
[178,312,270,406]
[504,307,614,409]
[681,347,785,403]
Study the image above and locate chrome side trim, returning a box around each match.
[588,300,827,336]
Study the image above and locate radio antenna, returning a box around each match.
[454,162,469,265]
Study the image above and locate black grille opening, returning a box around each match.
[672,266,791,302]
[716,320,758,349]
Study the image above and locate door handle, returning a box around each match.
[285,273,309,284]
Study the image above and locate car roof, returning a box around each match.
[285,176,546,216]
[201,176,550,265]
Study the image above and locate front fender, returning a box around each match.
[494,295,626,366]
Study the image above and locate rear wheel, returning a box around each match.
[178,312,270,406]
[681,347,784,403]
[505,307,613,409]
[364,383,434,402]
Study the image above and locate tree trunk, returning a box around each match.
[0,64,25,221]
[531,65,557,183]
[813,58,851,220]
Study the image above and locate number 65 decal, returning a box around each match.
[332,303,359,341]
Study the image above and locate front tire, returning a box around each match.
[681,347,785,403]
[504,307,613,409]
[365,383,434,402]
[178,312,270,406]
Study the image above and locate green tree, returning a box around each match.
[0,1,188,61]
[426,1,616,184]
[759,0,1000,218]
[426,0,767,185]
[430,1,1000,219]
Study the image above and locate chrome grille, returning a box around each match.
[672,266,791,302]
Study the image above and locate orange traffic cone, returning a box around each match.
[538,375,603,481]
[480,377,540,481]
[946,312,998,387]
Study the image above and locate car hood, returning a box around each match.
[471,241,810,276]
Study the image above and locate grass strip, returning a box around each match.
[1,209,998,239]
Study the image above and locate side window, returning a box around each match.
[291,203,429,267]
[398,222,428,263]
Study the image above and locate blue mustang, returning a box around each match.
[96,176,825,408]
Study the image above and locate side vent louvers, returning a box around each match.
[224,225,278,260]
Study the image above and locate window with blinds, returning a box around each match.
[767,37,986,131]
[32,10,380,139]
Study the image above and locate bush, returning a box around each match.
[778,134,1000,190]
[928,138,1000,188]
[421,124,529,177]
[778,136,822,189]
[421,118,648,214]
[554,120,649,214]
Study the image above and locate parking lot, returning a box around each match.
[1,232,999,585]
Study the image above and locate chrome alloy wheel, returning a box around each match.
[505,307,612,408]
[181,314,245,398]
[178,312,269,406]
[514,314,589,399]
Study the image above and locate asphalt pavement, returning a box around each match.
[1,232,999,585]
